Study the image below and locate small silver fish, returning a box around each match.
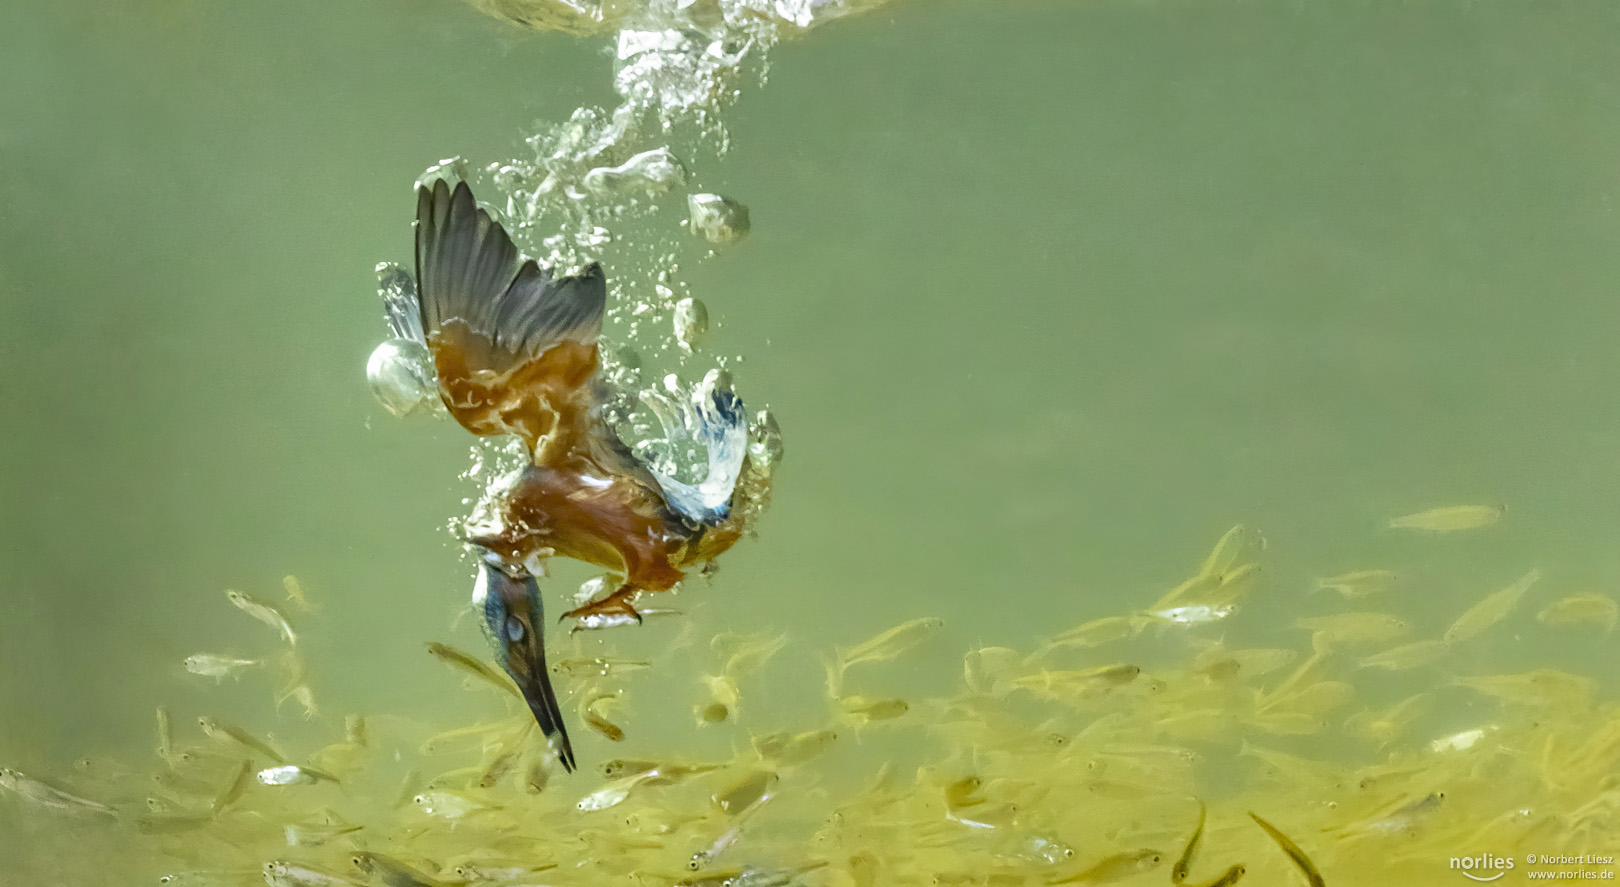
[157,872,247,886]
[1315,569,1398,599]
[1383,791,1448,828]
[0,767,118,816]
[550,657,654,678]
[283,574,316,612]
[425,642,520,698]
[262,861,360,887]
[828,616,945,696]
[224,589,297,645]
[197,716,286,764]
[577,779,639,812]
[690,787,774,870]
[256,764,340,786]
[183,653,262,681]
[1430,727,1491,753]
[599,758,660,779]
[1249,813,1325,887]
[452,862,555,882]
[712,769,777,816]
[838,696,910,724]
[273,651,319,719]
[1337,791,1447,838]
[1150,604,1237,625]
[689,819,748,871]
[1537,592,1620,632]
[211,759,255,815]
[135,811,213,835]
[724,865,830,887]
[523,759,549,795]
[837,617,945,670]
[570,607,684,632]
[283,818,363,847]
[1444,569,1541,645]
[350,851,441,887]
[412,790,498,818]
[1358,640,1451,672]
[582,693,627,742]
[1048,849,1164,884]
[156,706,175,766]
[1388,504,1504,532]
[577,769,666,812]
[477,748,524,789]
[1013,834,1077,865]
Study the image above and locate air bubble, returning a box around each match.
[582,148,687,197]
[674,297,709,351]
[749,408,783,466]
[688,193,751,245]
[417,156,469,187]
[365,339,440,418]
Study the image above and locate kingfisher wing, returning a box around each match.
[413,179,607,446]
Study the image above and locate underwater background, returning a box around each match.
[2,0,1619,883]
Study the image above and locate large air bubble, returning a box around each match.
[365,339,440,418]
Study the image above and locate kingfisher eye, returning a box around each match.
[506,616,525,642]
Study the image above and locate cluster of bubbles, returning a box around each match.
[366,0,877,496]
[465,0,893,41]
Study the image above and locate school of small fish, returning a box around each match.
[14,0,1617,877]
[3,512,1617,886]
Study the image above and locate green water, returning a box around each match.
[3,0,1620,882]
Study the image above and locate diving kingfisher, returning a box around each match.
[376,179,769,772]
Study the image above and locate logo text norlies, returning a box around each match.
[1451,853,1515,881]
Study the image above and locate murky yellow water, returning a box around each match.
[2,0,1619,884]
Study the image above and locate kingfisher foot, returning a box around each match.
[562,587,643,624]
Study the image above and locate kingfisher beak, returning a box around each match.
[475,562,577,772]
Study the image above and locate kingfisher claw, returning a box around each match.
[562,587,643,624]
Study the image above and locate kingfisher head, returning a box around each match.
[472,555,576,772]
